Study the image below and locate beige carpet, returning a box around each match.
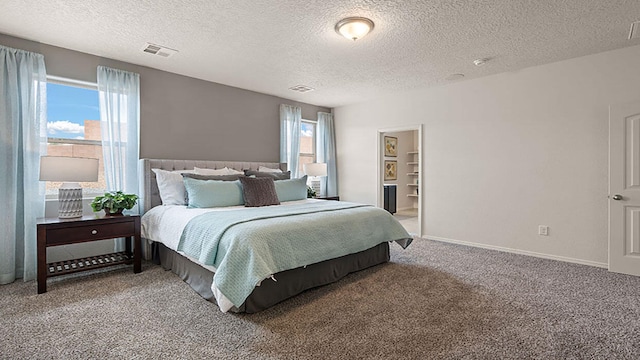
[1,238,639,359]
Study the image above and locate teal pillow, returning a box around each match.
[183,177,244,208]
[274,175,308,202]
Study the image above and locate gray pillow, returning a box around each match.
[239,177,280,207]
[243,169,291,180]
[182,173,245,181]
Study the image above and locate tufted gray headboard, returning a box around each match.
[138,158,286,214]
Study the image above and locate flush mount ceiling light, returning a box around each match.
[289,85,315,93]
[335,17,374,41]
[473,58,489,66]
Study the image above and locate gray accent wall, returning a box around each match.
[1,33,329,262]
[0,33,329,162]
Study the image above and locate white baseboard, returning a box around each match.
[425,235,608,269]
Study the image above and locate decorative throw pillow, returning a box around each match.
[258,166,283,173]
[152,168,191,205]
[225,167,244,175]
[239,177,280,207]
[243,169,291,180]
[183,177,244,208]
[274,175,308,202]
[182,173,244,181]
[194,167,230,176]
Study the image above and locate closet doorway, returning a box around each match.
[377,125,422,236]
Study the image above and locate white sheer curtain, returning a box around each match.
[280,104,302,177]
[317,112,338,197]
[97,66,140,196]
[97,66,140,250]
[0,45,47,284]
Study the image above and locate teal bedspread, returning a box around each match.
[177,201,412,307]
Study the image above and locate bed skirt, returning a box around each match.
[153,241,390,313]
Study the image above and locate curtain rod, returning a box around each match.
[47,75,97,89]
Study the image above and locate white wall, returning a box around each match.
[335,44,640,266]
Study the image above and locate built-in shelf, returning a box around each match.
[408,150,419,199]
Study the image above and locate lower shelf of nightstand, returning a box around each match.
[47,252,134,277]
[316,196,340,201]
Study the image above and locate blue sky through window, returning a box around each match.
[47,83,99,139]
[301,122,314,137]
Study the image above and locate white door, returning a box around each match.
[609,101,640,276]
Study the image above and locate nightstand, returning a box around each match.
[36,215,141,294]
[316,196,340,201]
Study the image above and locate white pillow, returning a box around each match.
[152,168,190,205]
[194,167,230,175]
[225,167,244,175]
[258,166,282,173]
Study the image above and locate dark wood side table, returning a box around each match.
[316,196,340,201]
[36,215,141,294]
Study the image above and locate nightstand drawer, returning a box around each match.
[46,221,135,245]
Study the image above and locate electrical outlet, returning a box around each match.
[538,225,549,236]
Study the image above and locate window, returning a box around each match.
[45,78,105,197]
[299,120,316,175]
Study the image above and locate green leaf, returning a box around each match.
[90,191,139,213]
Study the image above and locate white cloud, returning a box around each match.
[47,120,84,134]
[301,129,313,137]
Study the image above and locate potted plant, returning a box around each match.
[90,191,139,216]
[307,186,316,199]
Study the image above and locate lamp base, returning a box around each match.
[58,182,83,219]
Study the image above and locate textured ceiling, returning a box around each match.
[1,0,639,108]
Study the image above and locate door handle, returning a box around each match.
[612,194,623,201]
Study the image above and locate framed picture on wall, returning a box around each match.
[384,136,398,157]
[384,160,397,181]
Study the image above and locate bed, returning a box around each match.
[139,158,412,313]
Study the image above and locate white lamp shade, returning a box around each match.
[39,156,99,182]
[304,163,327,177]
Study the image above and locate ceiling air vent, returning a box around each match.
[142,43,178,58]
[289,85,315,93]
[629,21,640,40]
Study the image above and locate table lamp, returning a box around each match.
[303,163,327,198]
[39,156,99,218]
